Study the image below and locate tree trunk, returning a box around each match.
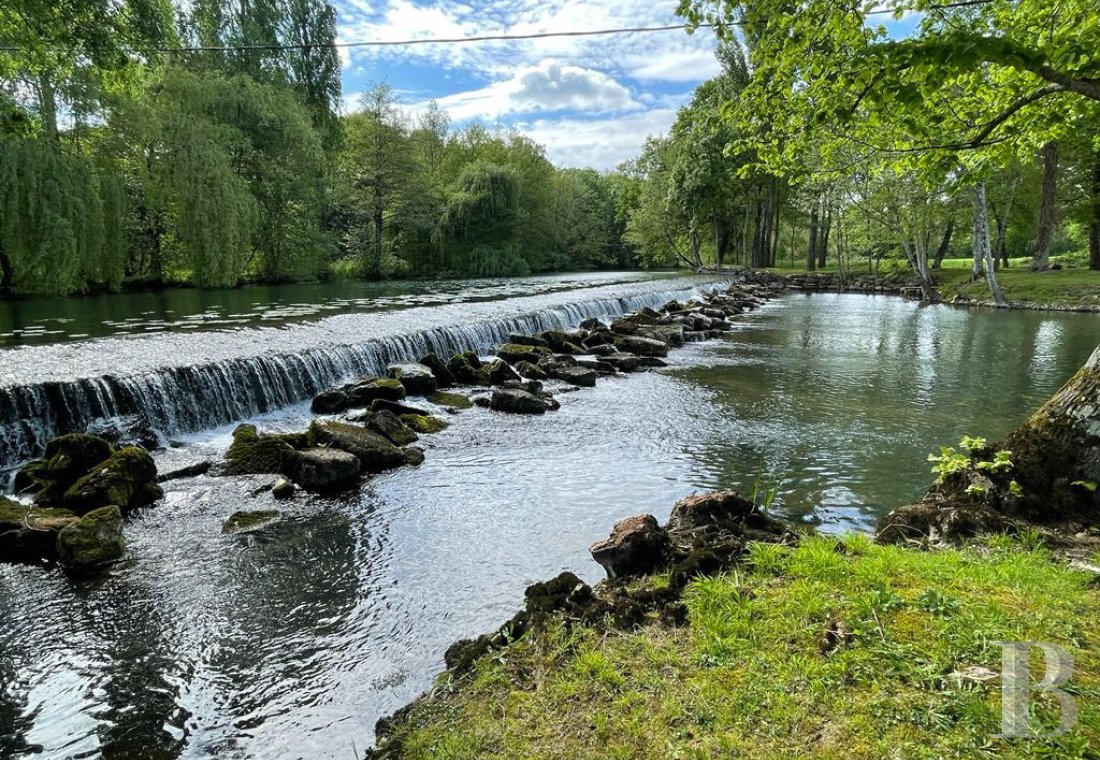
[36,73,59,144]
[1031,141,1059,272]
[806,205,818,271]
[932,219,954,269]
[372,202,384,279]
[817,207,831,269]
[0,243,13,289]
[1091,153,1100,271]
[973,181,1007,306]
[714,217,731,268]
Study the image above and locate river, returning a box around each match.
[0,274,1096,758]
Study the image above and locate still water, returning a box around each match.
[0,291,1095,759]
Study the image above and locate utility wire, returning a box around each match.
[0,0,995,54]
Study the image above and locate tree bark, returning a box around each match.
[1091,153,1100,272]
[817,207,831,269]
[806,205,819,271]
[0,243,13,289]
[973,181,1007,305]
[714,217,731,268]
[1031,141,1059,272]
[932,218,954,269]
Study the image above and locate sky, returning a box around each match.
[334,0,725,170]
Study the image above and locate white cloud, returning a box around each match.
[518,108,682,169]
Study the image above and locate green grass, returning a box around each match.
[382,535,1100,759]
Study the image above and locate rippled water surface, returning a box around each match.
[0,291,1096,759]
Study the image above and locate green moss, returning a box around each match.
[223,424,296,476]
[401,414,450,434]
[376,536,1100,759]
[62,446,162,516]
[56,505,125,569]
[222,510,281,534]
[427,391,473,410]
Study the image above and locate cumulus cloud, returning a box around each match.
[517,108,682,169]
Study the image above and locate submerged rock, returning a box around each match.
[426,390,473,410]
[403,446,426,466]
[419,352,456,388]
[589,514,671,579]
[401,414,449,434]
[223,509,282,534]
[387,363,438,396]
[310,420,407,473]
[62,446,162,517]
[311,388,349,414]
[271,477,296,500]
[489,389,551,415]
[348,378,407,407]
[284,447,362,492]
[57,506,125,570]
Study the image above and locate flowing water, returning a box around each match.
[0,278,1096,759]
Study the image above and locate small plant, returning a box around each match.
[916,589,960,616]
[1072,479,1098,493]
[928,446,971,483]
[751,474,784,516]
[928,435,1015,490]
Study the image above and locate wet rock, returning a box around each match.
[62,446,162,517]
[537,329,586,354]
[418,352,456,388]
[311,388,349,414]
[515,360,548,380]
[426,390,473,410]
[489,389,551,415]
[645,325,685,347]
[446,353,491,386]
[403,446,426,466]
[636,357,668,368]
[589,514,671,579]
[87,416,161,451]
[582,331,615,349]
[348,378,407,406]
[601,352,640,373]
[507,333,550,348]
[57,506,125,570]
[223,509,282,534]
[579,317,605,331]
[221,424,297,476]
[546,363,597,388]
[614,335,669,357]
[271,477,296,500]
[486,358,522,385]
[575,357,617,375]
[157,460,213,483]
[0,497,79,563]
[365,409,420,446]
[369,399,433,418]
[496,343,551,365]
[501,379,544,395]
[284,447,362,492]
[401,414,449,434]
[386,363,438,396]
[308,421,407,474]
[29,434,116,505]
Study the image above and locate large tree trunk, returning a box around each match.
[932,219,954,269]
[993,178,1017,269]
[973,182,1008,306]
[0,243,13,289]
[817,207,831,269]
[714,217,731,268]
[1030,141,1059,272]
[1091,153,1100,272]
[806,205,818,271]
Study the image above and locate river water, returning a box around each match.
[0,276,1096,759]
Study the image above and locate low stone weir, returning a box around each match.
[0,277,730,469]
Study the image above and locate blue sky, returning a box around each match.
[333,0,922,170]
[334,0,723,169]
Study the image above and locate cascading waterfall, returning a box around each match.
[0,278,731,469]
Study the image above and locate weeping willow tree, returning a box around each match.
[0,139,125,294]
[436,161,526,276]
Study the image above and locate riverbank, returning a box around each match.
[368,526,1099,758]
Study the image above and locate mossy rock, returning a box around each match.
[419,352,456,388]
[386,363,438,396]
[496,343,551,365]
[401,414,450,434]
[0,497,79,563]
[222,510,281,534]
[365,409,420,446]
[447,354,491,386]
[486,358,522,385]
[30,433,116,506]
[13,458,48,495]
[427,391,473,410]
[223,424,296,476]
[309,420,407,473]
[514,361,548,381]
[62,446,163,517]
[57,505,125,570]
[348,378,407,406]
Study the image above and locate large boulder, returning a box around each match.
[311,388,349,415]
[544,362,598,388]
[57,505,125,570]
[427,390,473,410]
[614,335,669,357]
[418,352,456,388]
[27,434,115,504]
[496,343,551,365]
[486,358,522,386]
[515,360,548,381]
[284,448,362,493]
[62,446,162,517]
[537,329,586,354]
[600,352,641,373]
[348,378,407,406]
[447,353,491,386]
[309,421,407,473]
[0,498,79,563]
[589,514,671,579]
[489,389,550,415]
[387,363,438,396]
[364,410,420,446]
[221,424,296,476]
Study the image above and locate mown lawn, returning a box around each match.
[382,534,1100,759]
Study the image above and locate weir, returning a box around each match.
[0,277,729,469]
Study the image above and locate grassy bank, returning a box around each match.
[376,534,1099,759]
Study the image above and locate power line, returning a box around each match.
[0,1,995,54]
